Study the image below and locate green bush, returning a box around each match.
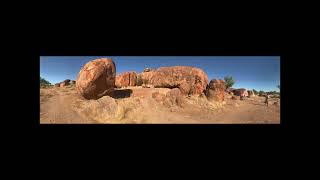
[40,76,52,88]
[252,89,258,94]
[224,76,235,89]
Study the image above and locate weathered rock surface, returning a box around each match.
[115,71,137,88]
[205,79,226,102]
[141,66,208,95]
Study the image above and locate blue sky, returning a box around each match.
[40,56,280,92]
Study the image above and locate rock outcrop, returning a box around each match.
[152,88,184,107]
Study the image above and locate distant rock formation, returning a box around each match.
[76,58,116,100]
[232,88,248,97]
[55,79,73,88]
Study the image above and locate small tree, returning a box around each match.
[259,90,265,95]
[252,89,258,94]
[224,76,235,89]
[136,75,143,86]
[40,76,51,88]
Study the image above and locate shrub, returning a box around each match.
[136,75,143,86]
[40,76,52,88]
[252,89,258,94]
[224,76,235,89]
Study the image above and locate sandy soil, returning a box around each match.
[40,86,280,124]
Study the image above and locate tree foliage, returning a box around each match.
[224,76,235,89]
[40,76,51,87]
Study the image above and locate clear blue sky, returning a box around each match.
[40,56,280,92]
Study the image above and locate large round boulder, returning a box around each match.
[76,58,116,99]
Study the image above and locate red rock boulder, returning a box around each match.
[233,88,248,97]
[76,58,116,100]
[143,66,208,95]
[115,71,137,88]
[205,79,226,102]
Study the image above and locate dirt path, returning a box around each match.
[40,87,97,124]
[211,98,280,124]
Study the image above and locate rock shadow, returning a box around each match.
[112,89,133,99]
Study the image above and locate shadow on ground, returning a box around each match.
[112,89,133,99]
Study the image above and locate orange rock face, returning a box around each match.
[206,79,226,102]
[76,58,116,100]
[115,71,137,88]
[141,66,208,95]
